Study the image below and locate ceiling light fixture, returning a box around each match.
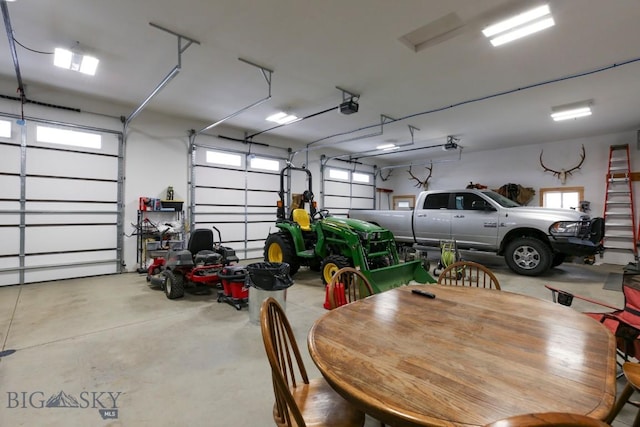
[376,143,397,150]
[550,101,593,122]
[482,4,554,47]
[265,111,300,125]
[53,46,99,76]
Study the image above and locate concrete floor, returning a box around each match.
[0,252,638,426]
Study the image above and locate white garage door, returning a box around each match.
[321,163,375,217]
[0,116,123,286]
[191,143,288,260]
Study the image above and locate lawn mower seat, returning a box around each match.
[188,229,222,266]
[292,209,311,231]
[545,273,640,363]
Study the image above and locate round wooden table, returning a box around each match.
[308,285,617,427]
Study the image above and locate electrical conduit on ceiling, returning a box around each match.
[297,55,640,162]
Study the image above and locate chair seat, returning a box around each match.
[275,377,365,427]
[624,362,640,387]
[585,312,640,358]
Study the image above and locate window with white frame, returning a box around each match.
[0,119,11,138]
[206,150,242,167]
[36,125,101,149]
[352,172,370,183]
[540,187,584,210]
[249,156,279,171]
[329,168,349,180]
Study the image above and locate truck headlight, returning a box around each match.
[549,221,580,237]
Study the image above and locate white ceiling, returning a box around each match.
[1,0,640,163]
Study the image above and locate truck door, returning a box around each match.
[413,192,451,245]
[450,192,500,250]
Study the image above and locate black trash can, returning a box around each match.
[247,262,294,324]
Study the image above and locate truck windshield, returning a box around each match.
[481,191,521,208]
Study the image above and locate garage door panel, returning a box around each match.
[0,175,20,198]
[0,212,19,226]
[324,180,350,194]
[195,188,245,205]
[26,149,117,180]
[247,222,272,239]
[247,191,277,206]
[351,199,374,209]
[325,196,351,209]
[0,228,19,254]
[24,262,117,284]
[195,168,245,188]
[351,198,375,209]
[246,172,279,190]
[352,184,374,198]
[246,213,274,222]
[0,268,20,287]
[0,144,20,173]
[26,177,117,201]
[245,247,263,259]
[25,213,116,225]
[192,204,248,214]
[26,201,117,211]
[25,225,116,253]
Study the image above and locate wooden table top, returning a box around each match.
[308,285,617,427]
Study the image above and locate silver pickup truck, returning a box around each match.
[349,189,604,276]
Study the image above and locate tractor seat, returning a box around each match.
[188,229,214,254]
[292,209,311,231]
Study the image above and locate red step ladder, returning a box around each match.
[603,144,637,259]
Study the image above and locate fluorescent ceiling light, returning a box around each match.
[376,143,397,150]
[551,107,592,121]
[550,101,593,122]
[483,4,554,47]
[54,47,99,76]
[266,112,299,125]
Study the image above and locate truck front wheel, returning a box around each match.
[264,233,300,275]
[504,237,552,276]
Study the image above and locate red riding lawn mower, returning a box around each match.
[147,226,239,299]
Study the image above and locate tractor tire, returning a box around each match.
[264,232,300,275]
[320,255,351,285]
[504,237,552,277]
[164,270,185,299]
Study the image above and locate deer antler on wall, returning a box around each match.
[407,163,433,189]
[376,169,392,182]
[540,144,585,184]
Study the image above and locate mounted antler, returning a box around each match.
[407,163,433,189]
[377,169,392,182]
[540,145,585,184]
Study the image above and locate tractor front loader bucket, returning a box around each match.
[363,260,435,293]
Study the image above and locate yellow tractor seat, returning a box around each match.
[292,208,311,231]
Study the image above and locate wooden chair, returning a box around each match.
[260,297,365,427]
[484,412,609,427]
[327,267,375,310]
[606,362,640,426]
[437,260,501,290]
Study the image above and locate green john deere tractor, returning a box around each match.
[263,165,434,292]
